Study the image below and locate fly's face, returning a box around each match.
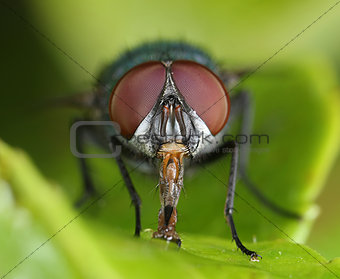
[107,58,230,245]
[108,60,230,159]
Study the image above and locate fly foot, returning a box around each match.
[249,252,262,262]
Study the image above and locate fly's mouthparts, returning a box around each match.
[164,205,173,226]
[153,142,188,244]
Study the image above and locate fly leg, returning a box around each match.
[225,140,261,261]
[193,90,301,218]
[73,121,142,236]
[233,90,302,219]
[111,136,142,236]
[73,120,97,207]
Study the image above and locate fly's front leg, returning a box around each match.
[111,137,142,236]
[225,140,261,261]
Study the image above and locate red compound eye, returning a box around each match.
[172,61,230,135]
[109,62,166,138]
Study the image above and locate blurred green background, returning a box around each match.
[0,0,340,278]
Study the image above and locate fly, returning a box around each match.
[69,41,301,262]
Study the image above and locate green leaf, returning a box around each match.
[1,139,340,279]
